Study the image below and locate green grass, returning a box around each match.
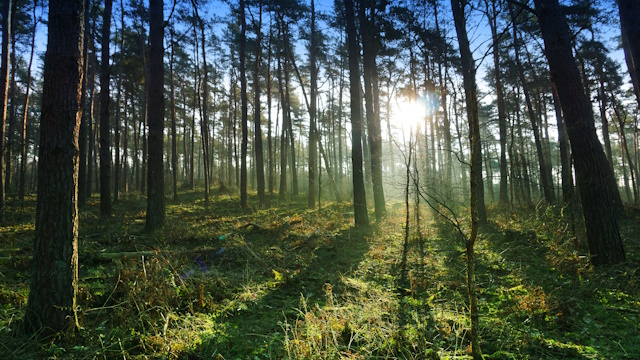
[0,187,639,359]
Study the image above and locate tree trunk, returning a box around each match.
[552,83,573,205]
[145,0,165,230]
[170,24,178,201]
[192,5,210,206]
[87,32,95,198]
[5,0,16,197]
[451,0,482,357]
[344,0,368,227]
[486,0,509,205]
[123,88,129,193]
[24,0,84,335]
[598,69,614,172]
[99,0,112,217]
[0,0,12,221]
[254,0,265,206]
[114,0,125,203]
[509,2,555,204]
[360,0,385,221]
[308,0,317,209]
[618,0,640,107]
[240,0,249,211]
[19,0,39,204]
[534,0,625,266]
[277,17,288,200]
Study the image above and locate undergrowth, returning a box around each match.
[0,188,638,359]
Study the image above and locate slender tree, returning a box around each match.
[359,0,385,221]
[19,0,39,204]
[344,0,368,227]
[451,0,482,357]
[240,0,249,211]
[145,0,165,230]
[509,2,555,203]
[78,0,91,205]
[99,0,112,216]
[24,0,85,334]
[0,0,12,221]
[308,0,317,209]
[254,0,266,206]
[484,0,509,206]
[114,0,125,202]
[170,21,178,201]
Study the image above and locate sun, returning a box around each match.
[392,97,427,133]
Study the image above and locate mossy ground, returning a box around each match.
[0,187,638,359]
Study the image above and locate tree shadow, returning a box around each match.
[186,209,373,358]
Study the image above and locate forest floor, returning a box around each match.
[1,187,639,359]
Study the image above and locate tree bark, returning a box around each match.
[485,0,509,206]
[254,0,265,206]
[451,0,482,357]
[78,0,90,205]
[240,0,249,211]
[509,2,555,204]
[344,0,369,227]
[170,23,178,201]
[145,0,165,230]
[552,83,573,205]
[534,0,625,266]
[24,0,84,335]
[99,0,112,216]
[0,0,12,221]
[113,0,125,203]
[5,0,17,197]
[19,0,39,204]
[618,0,640,107]
[308,0,317,209]
[360,0,385,221]
[169,21,178,201]
[192,4,210,206]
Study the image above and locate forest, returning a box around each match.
[1,0,639,358]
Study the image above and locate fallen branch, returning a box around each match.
[606,306,640,314]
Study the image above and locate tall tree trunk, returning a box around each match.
[170,24,178,201]
[451,0,482,358]
[509,2,555,203]
[277,18,288,200]
[308,0,317,209]
[145,0,164,230]
[534,0,625,265]
[87,31,96,198]
[193,4,210,206]
[24,0,84,334]
[99,0,112,216]
[78,0,90,205]
[267,19,274,195]
[114,0,125,203]
[485,0,509,205]
[123,88,129,193]
[240,0,249,211]
[360,0,385,221]
[284,37,298,196]
[0,0,12,221]
[140,23,148,194]
[618,0,640,107]
[254,0,265,205]
[5,0,16,196]
[344,0,368,227]
[20,0,39,204]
